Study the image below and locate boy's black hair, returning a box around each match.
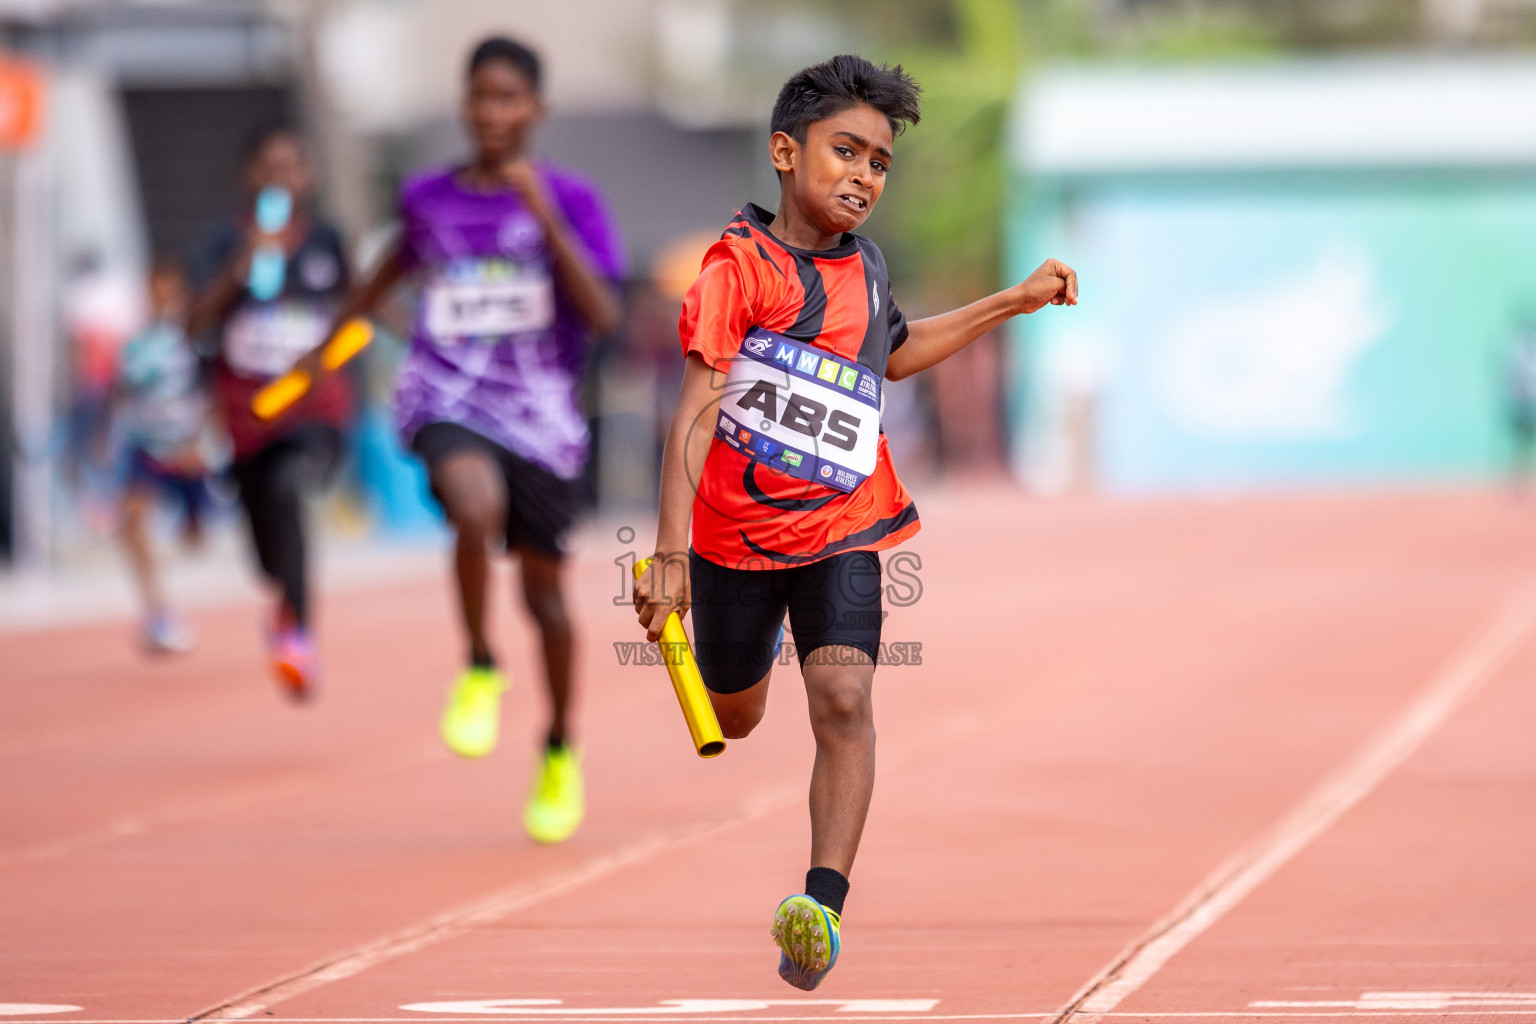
[468,36,541,92]
[770,54,921,143]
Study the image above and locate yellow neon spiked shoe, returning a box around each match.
[440,666,505,759]
[523,744,584,843]
[771,895,840,990]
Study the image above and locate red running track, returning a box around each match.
[2,487,1535,1024]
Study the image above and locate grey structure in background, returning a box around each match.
[0,0,302,565]
[0,0,839,563]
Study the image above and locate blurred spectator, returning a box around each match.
[928,329,1006,479]
[615,232,718,498]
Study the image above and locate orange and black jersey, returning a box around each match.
[680,203,920,569]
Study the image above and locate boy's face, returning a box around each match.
[245,135,312,201]
[772,102,894,236]
[148,269,188,318]
[465,60,544,163]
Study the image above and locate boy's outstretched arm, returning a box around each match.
[886,258,1077,381]
[634,352,722,641]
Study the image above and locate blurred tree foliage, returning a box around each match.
[866,0,1028,306]
[755,0,1536,299]
[1113,0,1536,52]
[824,0,1085,304]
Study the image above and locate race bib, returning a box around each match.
[715,327,881,494]
[224,302,330,378]
[423,259,554,341]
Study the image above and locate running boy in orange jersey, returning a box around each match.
[633,55,1077,990]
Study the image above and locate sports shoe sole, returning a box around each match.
[273,659,314,702]
[441,701,499,758]
[771,895,837,990]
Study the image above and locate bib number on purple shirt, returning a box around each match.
[423,260,554,342]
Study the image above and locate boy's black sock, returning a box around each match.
[470,649,495,669]
[804,866,849,917]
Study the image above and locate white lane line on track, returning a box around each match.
[1051,580,1536,1024]
[183,788,793,1022]
[185,709,1000,1022]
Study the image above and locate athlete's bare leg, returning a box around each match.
[709,670,772,739]
[429,450,506,665]
[802,646,876,877]
[119,485,166,616]
[516,547,575,747]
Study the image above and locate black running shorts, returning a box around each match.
[687,548,884,694]
[412,421,579,558]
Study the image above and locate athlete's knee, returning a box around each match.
[120,490,151,530]
[432,451,504,540]
[718,711,761,740]
[814,684,872,725]
[711,672,770,739]
[806,669,873,738]
[715,698,765,739]
[448,495,506,543]
[522,588,570,635]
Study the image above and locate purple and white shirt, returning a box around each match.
[394,166,625,479]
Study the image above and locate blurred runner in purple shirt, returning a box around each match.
[290,36,624,843]
[392,162,623,478]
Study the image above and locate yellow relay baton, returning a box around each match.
[634,556,726,758]
[250,318,375,422]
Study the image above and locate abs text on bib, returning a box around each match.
[715,327,881,494]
